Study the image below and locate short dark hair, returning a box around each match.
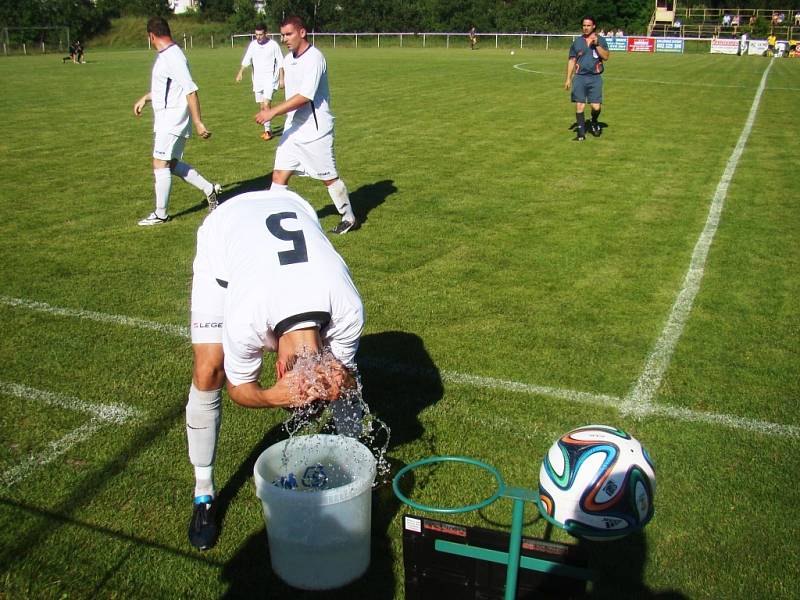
[581,16,597,27]
[147,16,172,38]
[281,15,306,31]
[255,23,267,33]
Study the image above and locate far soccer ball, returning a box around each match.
[538,425,655,541]
[510,50,515,55]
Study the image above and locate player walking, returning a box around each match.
[185,187,365,550]
[133,17,221,225]
[255,16,358,235]
[564,16,609,142]
[235,24,284,141]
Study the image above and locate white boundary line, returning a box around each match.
[0,381,143,489]
[1,294,796,440]
[620,59,775,417]
[512,63,752,88]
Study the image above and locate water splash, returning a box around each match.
[275,348,392,489]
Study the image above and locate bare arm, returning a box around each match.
[133,92,151,116]
[186,90,211,138]
[235,65,246,82]
[564,58,576,90]
[255,92,311,125]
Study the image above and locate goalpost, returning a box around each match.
[2,26,70,56]
[231,32,256,48]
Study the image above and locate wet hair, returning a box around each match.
[147,17,171,38]
[281,15,306,31]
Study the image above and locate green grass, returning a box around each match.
[0,46,798,599]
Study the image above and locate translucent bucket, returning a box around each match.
[253,434,377,590]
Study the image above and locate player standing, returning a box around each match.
[133,17,221,225]
[185,187,365,550]
[564,16,609,142]
[235,23,284,141]
[255,16,358,235]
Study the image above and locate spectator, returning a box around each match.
[795,13,800,26]
[74,40,84,64]
[616,28,624,36]
[722,14,732,27]
[732,15,740,27]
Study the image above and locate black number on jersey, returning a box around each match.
[266,212,309,265]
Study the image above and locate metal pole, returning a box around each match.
[496,34,498,48]
[23,42,27,55]
[446,34,449,48]
[190,35,193,49]
[211,34,214,49]
[423,33,426,48]
[503,498,525,600]
[378,33,380,48]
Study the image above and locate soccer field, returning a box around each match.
[0,46,798,599]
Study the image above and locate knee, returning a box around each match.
[193,358,225,391]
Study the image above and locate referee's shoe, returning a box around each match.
[188,495,218,550]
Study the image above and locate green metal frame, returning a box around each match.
[392,455,592,600]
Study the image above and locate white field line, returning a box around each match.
[0,382,143,489]
[3,295,796,439]
[620,59,774,418]
[512,63,750,88]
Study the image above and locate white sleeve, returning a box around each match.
[296,53,324,100]
[241,42,253,67]
[223,323,265,386]
[166,50,198,95]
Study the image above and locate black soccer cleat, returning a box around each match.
[573,134,586,142]
[188,495,218,551]
[590,122,602,137]
[330,218,359,235]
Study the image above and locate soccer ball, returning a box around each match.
[510,50,515,55]
[538,425,655,541]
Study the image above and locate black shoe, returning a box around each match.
[330,218,359,235]
[590,123,602,137]
[573,134,586,142]
[188,495,218,551]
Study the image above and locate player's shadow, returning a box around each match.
[579,532,688,599]
[219,330,442,598]
[315,179,397,228]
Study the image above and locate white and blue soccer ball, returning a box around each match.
[538,425,655,541]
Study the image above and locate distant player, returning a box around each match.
[564,16,609,141]
[255,16,358,235]
[185,187,365,550]
[469,26,478,50]
[235,23,284,141]
[133,17,221,225]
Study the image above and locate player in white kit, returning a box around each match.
[133,17,221,226]
[235,23,284,141]
[185,187,365,550]
[255,16,358,235]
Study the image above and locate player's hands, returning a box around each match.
[133,96,147,116]
[195,121,212,139]
[564,78,572,91]
[235,71,243,83]
[285,360,356,406]
[255,108,274,125]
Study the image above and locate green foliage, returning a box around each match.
[201,0,235,22]
[227,0,260,32]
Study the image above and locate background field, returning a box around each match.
[0,46,798,599]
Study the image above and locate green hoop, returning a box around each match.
[392,455,506,514]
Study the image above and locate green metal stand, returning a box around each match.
[393,456,592,600]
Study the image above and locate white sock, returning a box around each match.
[327,179,355,222]
[264,121,272,131]
[270,182,288,192]
[186,384,222,498]
[154,168,172,218]
[173,161,213,196]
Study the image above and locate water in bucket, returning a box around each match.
[254,434,377,589]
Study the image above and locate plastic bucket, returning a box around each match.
[253,434,377,590]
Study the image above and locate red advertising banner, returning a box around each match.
[627,37,655,52]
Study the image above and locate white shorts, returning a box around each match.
[255,88,275,104]
[274,132,338,180]
[152,131,186,161]
[190,223,225,344]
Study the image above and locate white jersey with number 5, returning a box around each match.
[195,189,363,385]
